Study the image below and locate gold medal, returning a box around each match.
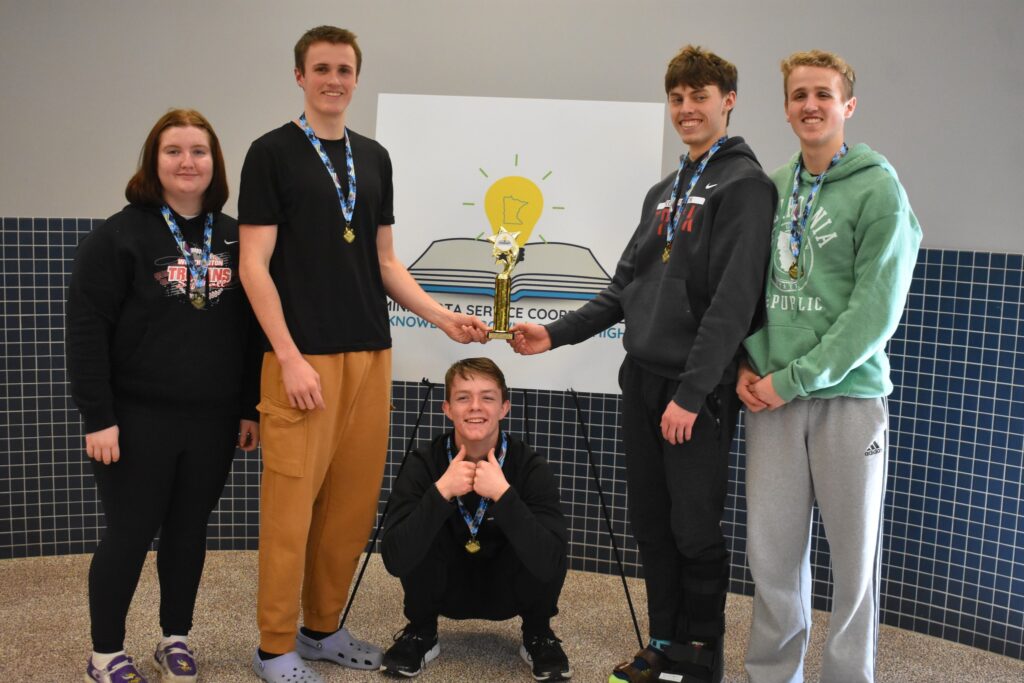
[190,292,206,309]
[662,245,672,263]
[789,263,799,280]
[343,225,355,243]
[465,539,481,554]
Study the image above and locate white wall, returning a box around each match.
[1,0,1021,252]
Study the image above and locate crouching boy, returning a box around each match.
[381,358,570,681]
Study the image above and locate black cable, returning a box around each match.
[569,388,644,650]
[339,377,436,629]
[522,387,533,450]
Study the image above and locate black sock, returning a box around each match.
[406,619,438,637]
[300,626,335,640]
[257,649,285,661]
[522,623,555,640]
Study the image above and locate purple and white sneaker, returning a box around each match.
[85,653,149,683]
[154,641,197,681]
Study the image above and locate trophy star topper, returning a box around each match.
[488,226,521,266]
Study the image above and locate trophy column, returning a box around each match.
[490,270,513,340]
[486,226,520,341]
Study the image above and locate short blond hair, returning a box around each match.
[781,50,855,101]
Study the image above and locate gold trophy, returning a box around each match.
[486,227,521,340]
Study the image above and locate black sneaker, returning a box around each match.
[657,639,722,683]
[520,632,571,681]
[381,626,440,678]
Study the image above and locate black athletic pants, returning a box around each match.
[399,526,566,637]
[619,356,739,644]
[88,407,237,652]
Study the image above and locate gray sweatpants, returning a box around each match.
[744,397,887,683]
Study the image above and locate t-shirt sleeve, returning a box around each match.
[238,139,282,226]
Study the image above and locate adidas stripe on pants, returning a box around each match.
[744,397,887,683]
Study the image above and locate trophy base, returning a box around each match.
[488,330,514,340]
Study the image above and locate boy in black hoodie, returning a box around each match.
[511,46,775,683]
[381,358,570,681]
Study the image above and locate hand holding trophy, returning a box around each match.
[486,226,521,340]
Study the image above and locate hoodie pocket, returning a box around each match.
[257,397,309,477]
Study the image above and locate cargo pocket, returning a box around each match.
[257,398,309,477]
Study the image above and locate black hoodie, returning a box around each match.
[66,204,261,432]
[382,432,567,582]
[546,137,776,412]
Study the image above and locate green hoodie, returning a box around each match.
[743,143,922,401]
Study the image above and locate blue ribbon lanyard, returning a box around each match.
[663,135,727,263]
[446,431,508,553]
[297,113,357,243]
[160,206,213,309]
[787,143,847,279]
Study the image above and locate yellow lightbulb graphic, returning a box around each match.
[483,176,543,245]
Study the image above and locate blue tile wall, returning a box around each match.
[1,217,1021,660]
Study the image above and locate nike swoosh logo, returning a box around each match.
[705,183,718,189]
[223,240,238,245]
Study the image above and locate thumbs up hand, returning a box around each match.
[436,445,476,501]
[473,448,510,501]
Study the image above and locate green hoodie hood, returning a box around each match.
[804,142,887,182]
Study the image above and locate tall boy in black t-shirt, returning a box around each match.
[239,25,487,683]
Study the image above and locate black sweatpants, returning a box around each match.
[619,356,739,644]
[400,524,566,637]
[89,407,237,652]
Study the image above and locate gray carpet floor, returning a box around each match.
[2,551,1021,682]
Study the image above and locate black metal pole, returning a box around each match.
[569,388,644,650]
[522,387,533,450]
[339,378,436,629]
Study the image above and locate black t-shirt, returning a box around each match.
[238,122,395,354]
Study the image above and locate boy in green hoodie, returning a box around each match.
[737,50,921,683]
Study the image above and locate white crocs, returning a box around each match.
[295,627,383,670]
[251,650,324,683]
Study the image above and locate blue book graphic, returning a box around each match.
[408,238,611,301]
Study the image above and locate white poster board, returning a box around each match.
[376,94,664,393]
